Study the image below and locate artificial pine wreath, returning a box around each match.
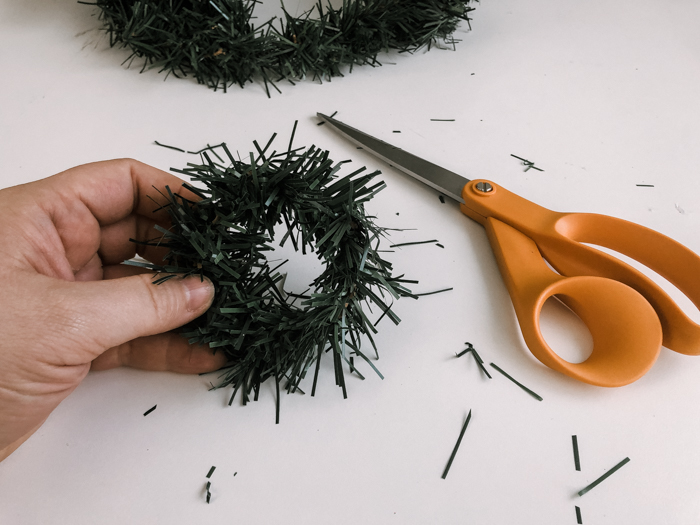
[82,0,475,94]
[134,125,416,421]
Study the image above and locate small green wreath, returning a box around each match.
[81,0,475,94]
[133,125,416,421]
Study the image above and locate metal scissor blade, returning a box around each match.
[317,113,469,203]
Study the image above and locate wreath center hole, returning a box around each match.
[267,223,325,299]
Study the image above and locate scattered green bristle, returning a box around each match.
[441,410,472,479]
[577,457,630,497]
[490,362,542,401]
[572,435,581,471]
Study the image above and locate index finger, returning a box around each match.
[46,158,198,226]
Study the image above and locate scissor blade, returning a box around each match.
[317,113,469,203]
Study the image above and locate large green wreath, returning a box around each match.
[81,0,475,94]
[134,126,416,421]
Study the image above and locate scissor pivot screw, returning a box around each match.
[475,182,493,193]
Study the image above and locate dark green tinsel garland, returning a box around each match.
[132,125,416,421]
[80,0,475,94]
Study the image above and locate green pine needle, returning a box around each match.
[441,409,472,479]
[577,457,630,497]
[490,362,542,401]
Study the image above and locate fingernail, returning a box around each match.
[182,276,214,312]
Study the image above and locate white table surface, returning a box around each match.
[2,0,700,523]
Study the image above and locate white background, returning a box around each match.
[2,0,700,523]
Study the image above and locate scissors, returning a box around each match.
[318,112,700,387]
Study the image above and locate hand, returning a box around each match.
[0,159,225,461]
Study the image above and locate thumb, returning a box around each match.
[56,273,214,353]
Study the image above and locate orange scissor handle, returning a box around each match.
[483,217,661,386]
[461,180,700,386]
